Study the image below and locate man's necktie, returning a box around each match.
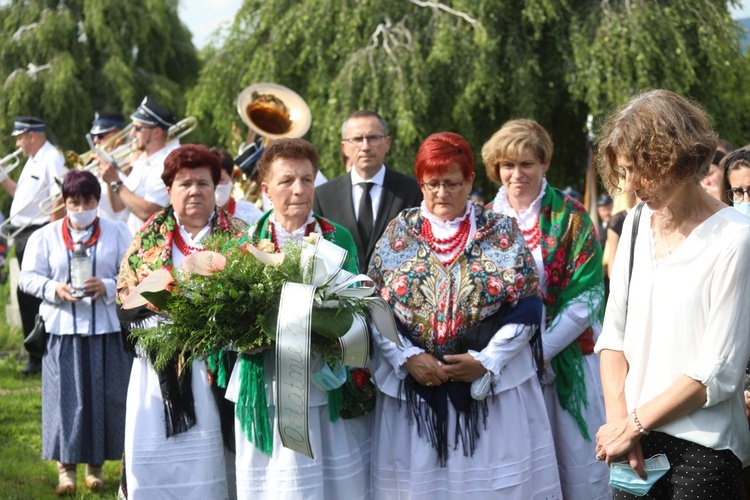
[357,181,374,243]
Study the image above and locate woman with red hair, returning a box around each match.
[117,143,247,499]
[368,132,561,498]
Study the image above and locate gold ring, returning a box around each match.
[426,381,433,387]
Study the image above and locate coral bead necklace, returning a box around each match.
[421,216,471,266]
[521,219,541,251]
[173,226,203,256]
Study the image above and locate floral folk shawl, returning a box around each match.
[116,204,247,439]
[368,203,543,464]
[539,185,604,440]
[369,204,541,358]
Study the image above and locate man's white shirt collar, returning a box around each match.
[350,164,385,187]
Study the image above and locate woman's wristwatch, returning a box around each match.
[109,181,123,193]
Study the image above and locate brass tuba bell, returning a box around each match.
[235,83,312,207]
[236,83,312,141]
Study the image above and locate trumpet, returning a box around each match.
[0,148,23,177]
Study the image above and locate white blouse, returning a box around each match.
[595,205,750,464]
[19,218,132,335]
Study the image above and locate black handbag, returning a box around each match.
[23,314,47,358]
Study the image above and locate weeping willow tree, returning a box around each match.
[189,0,748,191]
[0,0,199,158]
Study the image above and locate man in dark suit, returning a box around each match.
[313,110,422,271]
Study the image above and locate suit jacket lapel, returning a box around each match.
[370,168,397,256]
[338,174,365,252]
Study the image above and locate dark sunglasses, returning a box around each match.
[133,125,156,132]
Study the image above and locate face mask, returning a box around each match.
[609,453,670,497]
[733,201,750,218]
[67,208,98,228]
[215,183,233,206]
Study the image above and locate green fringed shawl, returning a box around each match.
[539,186,604,441]
[234,211,360,453]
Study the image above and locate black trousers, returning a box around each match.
[14,225,45,358]
[613,431,743,500]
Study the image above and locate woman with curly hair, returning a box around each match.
[482,119,610,499]
[595,89,750,498]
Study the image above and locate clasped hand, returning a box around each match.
[404,352,487,387]
[595,415,646,479]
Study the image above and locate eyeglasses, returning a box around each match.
[727,187,750,202]
[344,134,386,147]
[420,181,465,193]
[92,133,106,140]
[133,125,155,132]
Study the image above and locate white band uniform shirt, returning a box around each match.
[232,199,263,226]
[122,140,179,235]
[10,141,66,227]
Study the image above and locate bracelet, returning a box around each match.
[632,409,650,435]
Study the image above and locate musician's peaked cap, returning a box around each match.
[90,111,125,135]
[130,96,177,129]
[11,116,45,136]
[233,139,265,178]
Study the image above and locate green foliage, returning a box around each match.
[188,0,749,195]
[133,232,309,370]
[0,0,200,215]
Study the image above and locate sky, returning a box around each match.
[731,1,750,19]
[179,1,750,50]
[179,0,244,50]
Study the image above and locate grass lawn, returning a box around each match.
[0,257,120,499]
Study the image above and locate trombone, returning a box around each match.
[0,116,198,243]
[33,116,199,223]
[0,149,23,177]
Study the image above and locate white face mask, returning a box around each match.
[67,208,98,228]
[733,201,750,218]
[215,183,233,206]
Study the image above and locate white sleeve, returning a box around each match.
[371,320,424,379]
[101,222,133,305]
[470,323,535,383]
[18,229,59,304]
[543,291,602,360]
[595,210,638,354]
[684,232,750,407]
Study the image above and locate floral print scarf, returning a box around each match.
[116,204,246,439]
[539,185,604,440]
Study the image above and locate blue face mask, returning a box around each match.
[609,454,670,497]
[310,360,347,391]
[733,201,750,218]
